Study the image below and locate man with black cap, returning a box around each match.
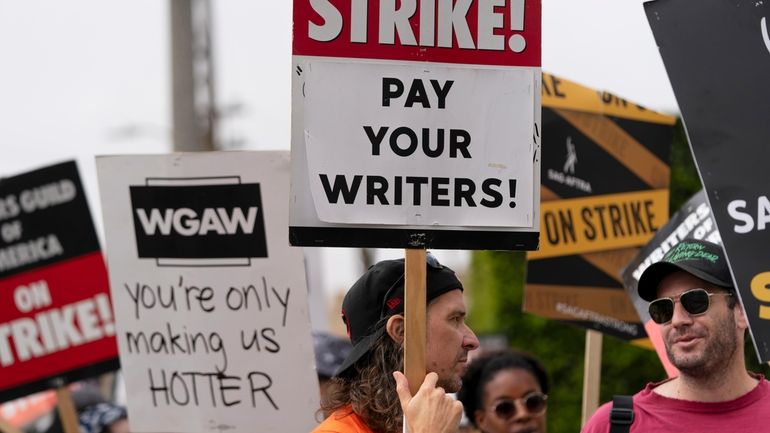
[582,239,770,432]
[313,254,480,433]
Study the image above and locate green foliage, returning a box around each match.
[744,335,770,376]
[668,119,702,211]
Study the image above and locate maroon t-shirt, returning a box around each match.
[582,375,770,432]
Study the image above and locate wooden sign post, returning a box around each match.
[581,329,603,426]
[404,249,427,396]
[54,386,80,433]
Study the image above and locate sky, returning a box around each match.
[0,0,679,329]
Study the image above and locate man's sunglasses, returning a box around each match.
[648,288,732,324]
[492,392,548,420]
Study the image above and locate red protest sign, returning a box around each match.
[0,254,116,392]
[293,0,541,66]
[0,162,118,403]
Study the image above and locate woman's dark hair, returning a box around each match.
[456,349,549,428]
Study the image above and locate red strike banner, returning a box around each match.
[0,161,118,403]
[293,0,541,67]
[0,253,117,392]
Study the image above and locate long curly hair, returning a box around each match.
[320,319,404,433]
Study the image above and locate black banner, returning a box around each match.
[646,0,770,361]
[130,182,268,261]
[0,161,100,279]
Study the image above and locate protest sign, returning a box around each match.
[524,74,676,342]
[96,152,318,433]
[621,190,718,376]
[0,391,56,428]
[646,0,770,361]
[290,0,542,249]
[0,161,117,403]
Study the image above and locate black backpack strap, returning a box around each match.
[609,395,634,433]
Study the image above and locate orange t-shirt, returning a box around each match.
[312,405,375,433]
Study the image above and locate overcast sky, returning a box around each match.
[0,0,678,312]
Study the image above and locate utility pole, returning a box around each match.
[170,0,217,151]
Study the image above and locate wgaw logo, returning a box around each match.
[130,177,268,266]
[135,207,258,237]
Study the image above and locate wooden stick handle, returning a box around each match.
[55,385,80,433]
[581,329,603,426]
[404,248,427,396]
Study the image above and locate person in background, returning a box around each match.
[313,254,480,433]
[77,403,128,433]
[582,239,770,432]
[39,386,104,433]
[39,386,128,433]
[457,349,549,433]
[313,332,353,417]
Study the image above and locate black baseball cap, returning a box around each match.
[335,254,463,377]
[637,239,734,301]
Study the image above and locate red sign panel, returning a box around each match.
[293,0,541,67]
[0,253,117,391]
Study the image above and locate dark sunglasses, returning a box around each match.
[648,288,732,324]
[492,392,548,420]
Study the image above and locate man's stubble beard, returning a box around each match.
[437,374,462,393]
[666,310,738,378]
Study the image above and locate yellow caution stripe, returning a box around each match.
[554,109,671,188]
[542,72,677,125]
[530,189,669,259]
[629,338,655,350]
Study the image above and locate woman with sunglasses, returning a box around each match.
[457,349,549,433]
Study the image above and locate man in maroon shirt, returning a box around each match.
[582,239,770,432]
